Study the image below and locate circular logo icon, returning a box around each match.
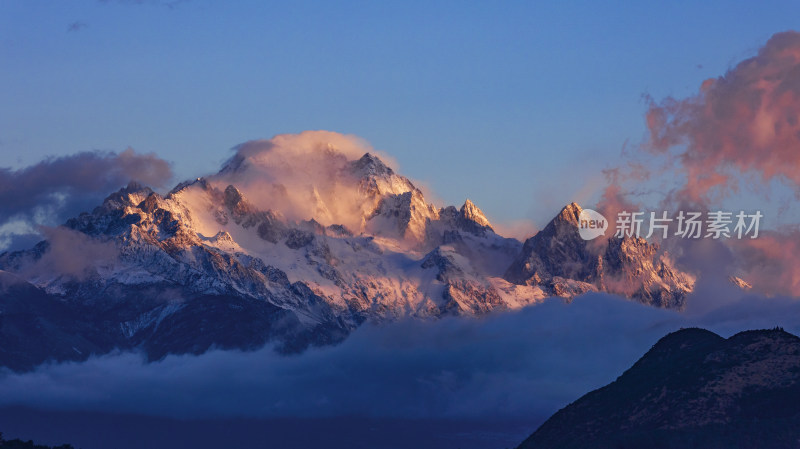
[578,209,608,240]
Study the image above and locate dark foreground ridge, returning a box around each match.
[0,432,77,449]
[518,327,800,449]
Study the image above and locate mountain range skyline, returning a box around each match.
[0,131,798,446]
[3,3,800,448]
[0,135,702,372]
[7,26,800,297]
[3,3,800,241]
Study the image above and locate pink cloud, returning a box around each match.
[645,31,800,204]
[729,230,800,296]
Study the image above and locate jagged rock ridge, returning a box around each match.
[504,203,694,308]
[0,151,531,370]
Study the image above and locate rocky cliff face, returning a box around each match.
[518,327,800,449]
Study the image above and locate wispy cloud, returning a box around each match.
[66,21,88,33]
[19,226,119,280]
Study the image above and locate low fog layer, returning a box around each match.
[1,288,797,422]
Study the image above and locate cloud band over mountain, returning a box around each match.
[0,149,172,251]
[1,293,798,423]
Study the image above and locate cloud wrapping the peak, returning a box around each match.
[226,131,374,169]
[212,131,404,231]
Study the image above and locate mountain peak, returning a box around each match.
[554,202,582,225]
[351,152,394,178]
[729,275,753,290]
[532,202,584,240]
[460,199,492,229]
[169,177,210,196]
[96,182,154,212]
[224,184,244,207]
[222,184,260,219]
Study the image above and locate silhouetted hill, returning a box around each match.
[518,327,800,449]
[0,432,77,449]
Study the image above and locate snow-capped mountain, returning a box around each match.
[505,203,694,308]
[0,135,695,370]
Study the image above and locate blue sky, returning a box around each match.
[1,0,798,226]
